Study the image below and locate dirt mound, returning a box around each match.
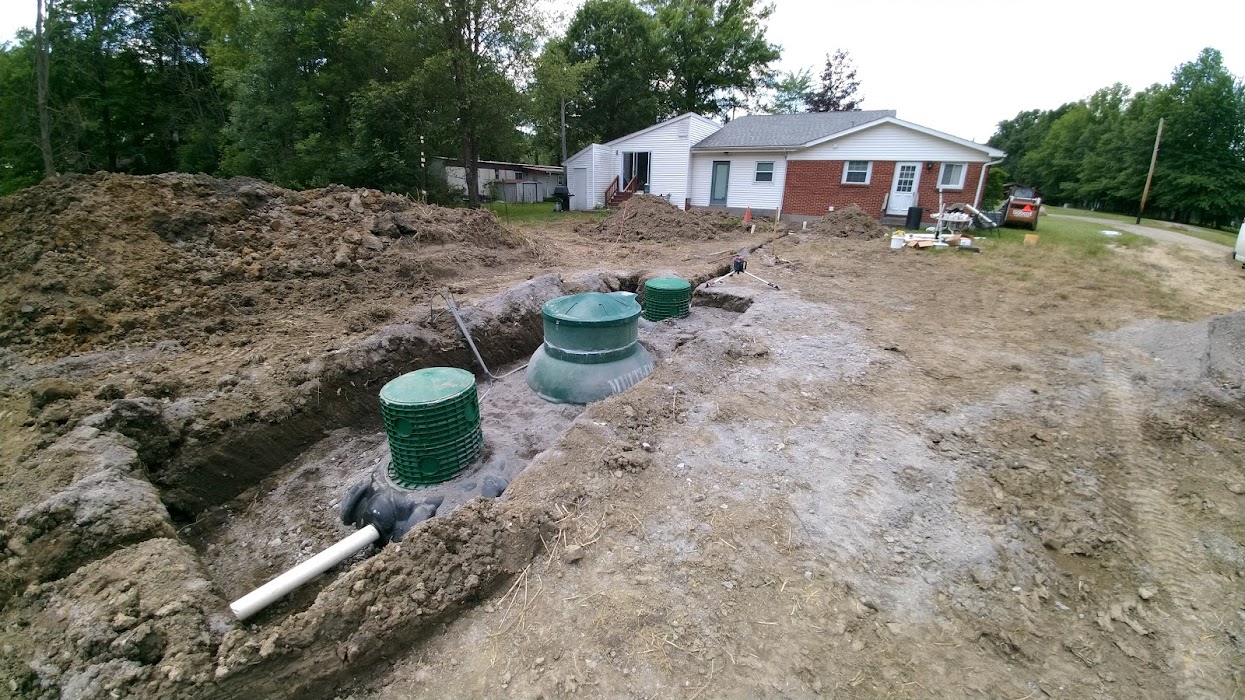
[0,173,521,359]
[806,203,893,240]
[577,194,741,241]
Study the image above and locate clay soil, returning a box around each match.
[2,175,1244,700]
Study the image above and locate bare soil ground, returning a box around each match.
[1,175,1243,700]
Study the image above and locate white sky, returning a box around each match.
[3,0,1242,143]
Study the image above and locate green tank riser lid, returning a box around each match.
[644,277,692,292]
[527,291,654,404]
[542,292,641,327]
[379,367,483,488]
[642,277,692,321]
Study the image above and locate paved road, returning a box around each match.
[1047,213,1234,258]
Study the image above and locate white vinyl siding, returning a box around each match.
[939,162,966,189]
[755,162,774,183]
[842,161,871,184]
[689,152,787,210]
[564,144,613,210]
[605,116,715,209]
[791,122,993,163]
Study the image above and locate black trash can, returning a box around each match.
[904,206,923,231]
[552,185,571,212]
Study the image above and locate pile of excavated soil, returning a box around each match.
[0,172,522,360]
[577,194,741,241]
[806,203,893,239]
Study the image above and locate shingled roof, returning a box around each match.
[691,110,896,151]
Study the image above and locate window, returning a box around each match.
[939,162,966,189]
[842,161,871,184]
[755,161,774,183]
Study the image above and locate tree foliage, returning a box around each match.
[561,0,666,147]
[761,68,813,114]
[808,48,861,112]
[0,0,788,200]
[989,48,1245,226]
[528,41,596,164]
[650,0,780,118]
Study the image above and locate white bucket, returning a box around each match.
[890,234,905,250]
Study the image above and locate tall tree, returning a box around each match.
[528,40,596,164]
[808,48,861,112]
[428,0,538,208]
[213,0,374,188]
[35,0,56,178]
[650,0,780,118]
[761,67,812,114]
[1149,48,1245,226]
[563,0,665,146]
[988,47,1245,227]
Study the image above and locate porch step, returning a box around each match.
[879,215,908,227]
[607,191,634,208]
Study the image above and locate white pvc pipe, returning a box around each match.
[230,524,381,621]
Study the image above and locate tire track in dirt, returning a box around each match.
[1099,351,1233,699]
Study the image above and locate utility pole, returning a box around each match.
[560,98,567,164]
[1136,117,1164,225]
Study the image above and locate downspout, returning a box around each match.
[973,158,1005,209]
[778,152,789,220]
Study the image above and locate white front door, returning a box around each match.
[887,162,921,215]
[572,167,588,210]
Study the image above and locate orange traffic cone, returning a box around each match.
[742,207,752,223]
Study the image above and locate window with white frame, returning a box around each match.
[939,162,966,189]
[755,161,774,183]
[842,161,871,184]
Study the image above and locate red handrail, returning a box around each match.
[604,175,620,203]
[623,175,639,193]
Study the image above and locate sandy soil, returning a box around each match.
[2,175,1243,699]
[349,237,1245,699]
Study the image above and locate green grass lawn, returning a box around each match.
[484,201,609,225]
[970,214,1153,256]
[1048,207,1237,247]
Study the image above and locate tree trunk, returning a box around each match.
[35,0,56,178]
[560,98,567,164]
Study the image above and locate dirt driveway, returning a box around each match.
[1048,213,1233,259]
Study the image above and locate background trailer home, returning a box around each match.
[566,110,1004,223]
[433,158,564,203]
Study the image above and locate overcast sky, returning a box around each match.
[2,0,1242,143]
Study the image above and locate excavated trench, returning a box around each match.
[159,268,741,619]
[0,264,763,699]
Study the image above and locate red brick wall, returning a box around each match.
[915,162,984,217]
[783,160,895,218]
[783,160,989,220]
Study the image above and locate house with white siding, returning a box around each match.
[563,113,720,211]
[565,110,1005,223]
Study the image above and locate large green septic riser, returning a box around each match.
[526,291,655,405]
[379,367,483,487]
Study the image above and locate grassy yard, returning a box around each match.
[484,201,608,225]
[1048,206,1238,247]
[913,215,1152,257]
